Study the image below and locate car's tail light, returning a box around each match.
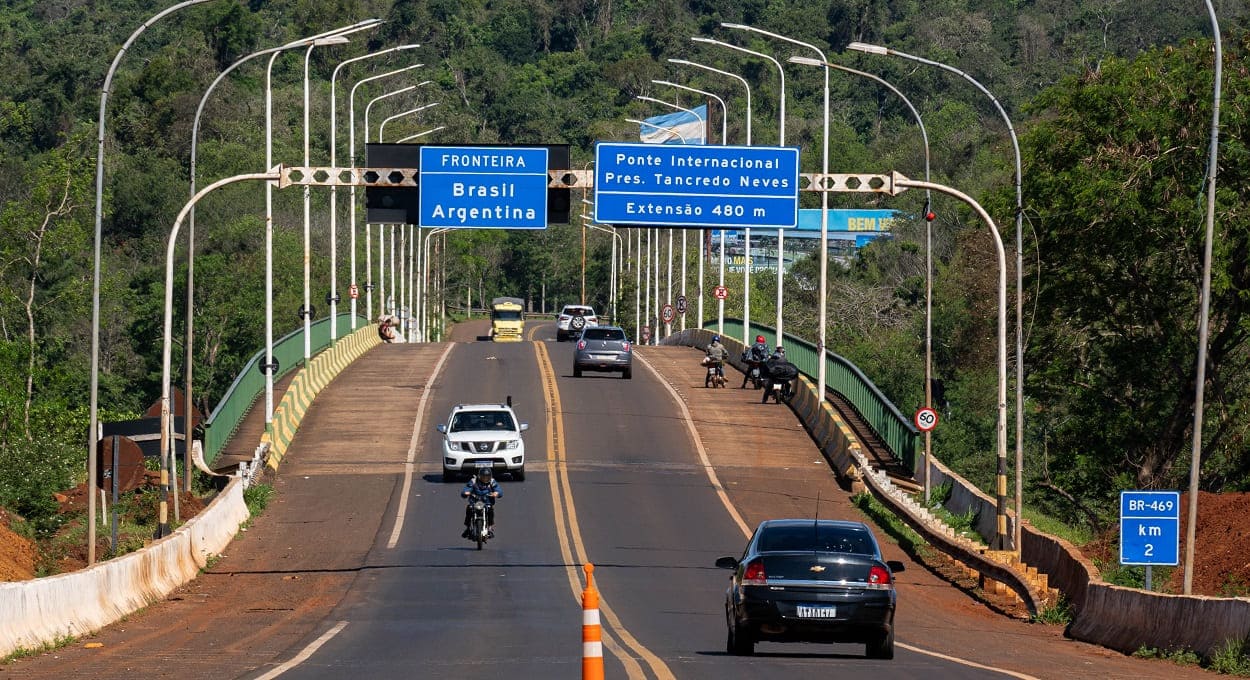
[867,565,893,589]
[742,559,767,585]
[577,340,586,350]
[621,341,631,352]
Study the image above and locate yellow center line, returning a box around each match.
[534,341,674,680]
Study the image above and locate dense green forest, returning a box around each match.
[0,0,1247,539]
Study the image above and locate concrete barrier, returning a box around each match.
[0,477,250,657]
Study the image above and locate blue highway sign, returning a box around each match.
[593,143,799,229]
[419,146,549,228]
[1119,490,1180,566]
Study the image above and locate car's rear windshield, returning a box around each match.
[564,307,594,316]
[450,411,516,432]
[581,328,625,341]
[757,525,875,555]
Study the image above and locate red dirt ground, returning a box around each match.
[0,477,206,582]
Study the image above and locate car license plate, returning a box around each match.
[796,605,837,618]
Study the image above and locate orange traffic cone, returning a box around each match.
[582,563,604,680]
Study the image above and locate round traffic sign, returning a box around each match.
[714,285,728,300]
[349,283,359,299]
[914,406,939,432]
[661,303,675,324]
[675,295,687,314]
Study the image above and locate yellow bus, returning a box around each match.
[490,297,525,342]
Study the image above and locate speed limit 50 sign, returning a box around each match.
[914,407,939,432]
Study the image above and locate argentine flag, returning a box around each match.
[639,105,707,144]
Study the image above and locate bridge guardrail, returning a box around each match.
[202,313,366,467]
[711,319,920,473]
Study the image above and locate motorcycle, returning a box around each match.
[742,360,764,389]
[762,377,792,403]
[703,358,726,388]
[465,497,493,550]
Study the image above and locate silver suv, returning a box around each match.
[556,304,598,341]
[437,402,529,481]
[573,326,632,379]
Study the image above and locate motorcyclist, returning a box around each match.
[741,335,769,388]
[762,346,796,403]
[461,467,501,539]
[704,334,728,380]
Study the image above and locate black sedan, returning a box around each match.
[715,519,904,658]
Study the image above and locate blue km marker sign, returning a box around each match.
[593,142,799,229]
[419,146,549,229]
[1119,490,1180,566]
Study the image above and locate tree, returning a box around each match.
[1019,36,1250,513]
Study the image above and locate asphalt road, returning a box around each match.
[0,321,1215,680]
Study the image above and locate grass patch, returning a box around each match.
[1209,639,1250,676]
[1021,507,1093,546]
[1,634,77,663]
[1030,594,1072,625]
[1133,646,1202,666]
[243,483,275,518]
[851,490,931,558]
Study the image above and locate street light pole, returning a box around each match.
[89,0,220,565]
[849,40,1024,550]
[691,34,790,346]
[329,44,420,340]
[789,54,933,501]
[666,59,752,335]
[349,64,425,324]
[654,78,729,339]
[722,23,829,404]
[897,177,1010,550]
[1184,2,1223,596]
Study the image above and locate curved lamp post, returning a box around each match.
[328,44,420,341]
[378,102,441,141]
[894,175,1010,550]
[186,33,338,497]
[654,79,728,337]
[722,23,830,409]
[691,34,792,349]
[88,0,228,565]
[667,58,753,331]
[349,64,425,323]
[789,54,935,502]
[1184,1,1223,596]
[396,125,446,143]
[848,39,1023,551]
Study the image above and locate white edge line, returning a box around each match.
[387,342,456,549]
[253,620,348,680]
[897,642,1041,679]
[636,352,751,539]
[640,350,1042,680]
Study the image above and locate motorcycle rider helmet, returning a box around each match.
[712,334,721,343]
[475,467,493,484]
[756,335,765,344]
[774,346,785,356]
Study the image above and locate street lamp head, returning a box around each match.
[720,22,748,30]
[788,55,824,67]
[314,36,351,46]
[397,44,421,50]
[846,41,888,55]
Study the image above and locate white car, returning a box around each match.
[556,304,599,341]
[437,402,529,481]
